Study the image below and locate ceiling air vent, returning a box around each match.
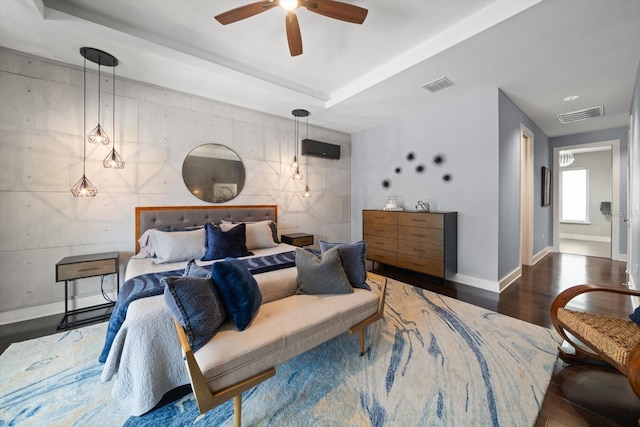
[421,77,454,93]
[557,106,604,124]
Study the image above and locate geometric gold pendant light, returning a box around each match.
[103,60,125,169]
[72,48,119,197]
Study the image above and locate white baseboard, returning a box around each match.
[0,292,116,325]
[499,267,522,292]
[559,233,611,243]
[450,273,500,293]
[532,246,553,264]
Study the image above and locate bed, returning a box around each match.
[100,205,303,416]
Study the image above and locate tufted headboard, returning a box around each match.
[135,205,278,253]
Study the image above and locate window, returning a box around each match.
[560,168,589,223]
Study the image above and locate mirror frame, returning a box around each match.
[182,143,246,203]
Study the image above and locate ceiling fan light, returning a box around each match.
[279,0,298,11]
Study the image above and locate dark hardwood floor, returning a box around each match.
[372,252,639,427]
[1,252,638,425]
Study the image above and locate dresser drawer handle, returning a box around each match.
[374,228,385,232]
[412,233,426,237]
[412,219,426,222]
[78,267,100,272]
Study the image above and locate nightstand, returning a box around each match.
[55,251,119,330]
[281,233,314,247]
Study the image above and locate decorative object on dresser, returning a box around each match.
[281,232,314,247]
[363,210,457,280]
[55,251,119,329]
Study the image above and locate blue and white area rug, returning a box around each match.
[0,279,561,426]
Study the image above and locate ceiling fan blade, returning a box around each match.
[215,1,277,25]
[285,11,303,56]
[303,0,368,24]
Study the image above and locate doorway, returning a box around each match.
[553,140,620,259]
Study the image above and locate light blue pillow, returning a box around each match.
[319,240,370,290]
[183,259,211,278]
[211,258,262,331]
[296,247,354,295]
[163,276,226,352]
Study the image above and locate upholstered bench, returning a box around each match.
[550,284,640,399]
[174,273,387,426]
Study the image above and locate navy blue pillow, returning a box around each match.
[211,258,262,331]
[630,306,640,325]
[202,223,252,261]
[319,240,370,290]
[163,276,226,352]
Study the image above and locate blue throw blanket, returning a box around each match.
[98,251,296,363]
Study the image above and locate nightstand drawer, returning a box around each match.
[57,258,117,281]
[281,233,314,247]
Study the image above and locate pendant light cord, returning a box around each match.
[97,61,101,129]
[83,56,87,176]
[112,65,115,151]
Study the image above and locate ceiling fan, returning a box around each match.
[214,0,368,57]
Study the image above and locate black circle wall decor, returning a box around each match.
[406,152,415,161]
[382,179,391,188]
[416,164,425,173]
[395,167,402,174]
[442,174,452,182]
[433,154,445,165]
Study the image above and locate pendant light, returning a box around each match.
[301,110,312,198]
[103,62,125,169]
[291,109,308,180]
[84,48,117,145]
[71,53,98,197]
[559,151,575,167]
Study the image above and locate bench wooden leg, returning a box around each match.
[359,329,365,356]
[234,395,241,427]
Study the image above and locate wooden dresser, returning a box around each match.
[363,210,457,279]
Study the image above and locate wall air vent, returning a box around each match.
[421,77,454,93]
[557,106,604,124]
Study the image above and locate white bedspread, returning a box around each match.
[101,244,299,416]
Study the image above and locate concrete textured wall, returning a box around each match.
[0,48,351,322]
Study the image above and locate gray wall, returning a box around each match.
[498,91,551,279]
[351,89,501,289]
[558,151,612,240]
[0,48,351,322]
[550,127,629,255]
[630,61,640,289]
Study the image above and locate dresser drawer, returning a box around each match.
[364,234,398,252]
[398,226,444,245]
[398,255,444,277]
[398,212,443,229]
[398,241,444,260]
[363,222,398,238]
[366,247,398,265]
[363,210,397,225]
[56,258,118,281]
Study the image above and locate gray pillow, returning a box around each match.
[319,240,370,290]
[296,246,353,295]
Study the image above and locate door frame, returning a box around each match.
[520,124,534,266]
[552,139,621,259]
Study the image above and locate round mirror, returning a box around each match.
[182,144,246,203]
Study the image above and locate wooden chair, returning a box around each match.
[550,284,640,399]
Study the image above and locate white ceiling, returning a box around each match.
[1,0,639,136]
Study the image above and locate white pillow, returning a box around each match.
[219,220,278,250]
[151,228,206,264]
[132,229,157,258]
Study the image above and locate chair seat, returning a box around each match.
[557,308,640,368]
